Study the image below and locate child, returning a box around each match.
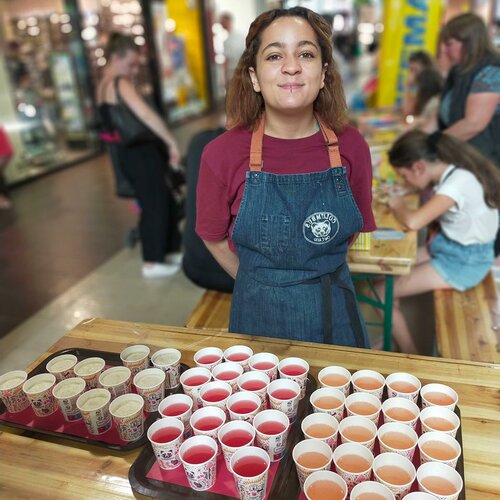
[379,130,500,353]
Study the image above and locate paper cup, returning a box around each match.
[253,409,289,462]
[159,393,194,438]
[0,370,30,413]
[52,377,86,422]
[419,406,461,438]
[73,357,106,390]
[120,344,150,377]
[417,462,463,500]
[372,452,416,499]
[99,366,131,399]
[403,493,437,499]
[267,378,300,423]
[333,442,374,492]
[199,380,232,412]
[237,371,270,409]
[382,396,420,430]
[377,422,418,460]
[180,366,212,410]
[293,439,333,490]
[351,369,385,400]
[23,373,58,417]
[218,420,256,471]
[278,357,309,399]
[345,391,381,423]
[318,365,352,397]
[339,415,377,451]
[109,393,144,442]
[230,445,271,500]
[147,417,184,470]
[151,348,181,389]
[350,481,395,500]
[76,388,112,435]
[386,372,421,403]
[179,435,218,491]
[418,431,461,468]
[248,352,279,381]
[223,345,253,372]
[133,367,165,412]
[227,391,261,423]
[193,347,223,371]
[190,405,226,454]
[310,387,345,422]
[301,412,339,451]
[212,362,243,392]
[46,354,78,381]
[304,470,347,500]
[420,383,458,411]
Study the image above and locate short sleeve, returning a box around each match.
[470,66,500,94]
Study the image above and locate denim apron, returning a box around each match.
[229,115,369,347]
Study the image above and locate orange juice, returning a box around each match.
[355,377,382,391]
[385,407,415,422]
[421,440,457,461]
[306,423,335,438]
[423,416,455,431]
[297,451,330,469]
[424,391,455,406]
[342,426,374,442]
[349,401,379,416]
[322,373,349,387]
[376,465,412,485]
[380,431,415,450]
[314,396,342,410]
[306,479,345,500]
[421,476,457,495]
[336,454,371,473]
[388,381,417,393]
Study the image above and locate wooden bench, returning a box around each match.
[185,290,232,331]
[434,272,500,363]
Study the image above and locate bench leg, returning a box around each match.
[383,275,394,352]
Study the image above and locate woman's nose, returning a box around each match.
[281,56,301,75]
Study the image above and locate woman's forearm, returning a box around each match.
[203,239,240,279]
[444,118,483,141]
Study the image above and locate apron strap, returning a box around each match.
[249,112,342,171]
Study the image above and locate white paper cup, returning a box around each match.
[158,393,194,438]
[382,396,420,430]
[52,377,86,422]
[226,391,261,423]
[23,373,58,417]
[46,354,78,382]
[0,370,30,413]
[120,344,150,377]
[333,442,373,493]
[223,345,253,372]
[339,415,377,451]
[73,357,106,390]
[402,493,437,499]
[377,421,418,460]
[351,369,385,400]
[147,416,184,470]
[420,383,458,411]
[76,388,112,435]
[304,470,348,500]
[193,347,223,371]
[212,361,243,392]
[293,439,333,490]
[301,412,339,451]
[345,391,381,423]
[109,393,144,442]
[386,372,421,403]
[350,481,395,500]
[419,406,461,438]
[318,365,352,397]
[278,357,309,399]
[267,378,301,423]
[151,348,181,389]
[418,431,461,468]
[218,420,256,471]
[99,366,131,399]
[190,405,226,454]
[199,380,232,413]
[310,386,345,422]
[179,435,218,491]
[372,452,416,499]
[417,462,463,500]
[237,371,270,409]
[179,366,212,410]
[133,367,165,412]
[230,445,271,500]
[253,409,289,462]
[248,352,279,381]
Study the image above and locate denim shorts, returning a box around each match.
[430,232,494,291]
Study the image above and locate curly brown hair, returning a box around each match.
[225,7,347,133]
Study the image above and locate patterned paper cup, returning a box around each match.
[199,380,232,413]
[310,387,346,422]
[377,422,418,460]
[419,406,461,438]
[418,431,461,469]
[179,435,218,491]
[382,397,420,430]
[133,368,166,412]
[227,391,261,423]
[73,357,106,390]
[194,347,223,371]
[190,405,226,455]
[23,373,58,417]
[180,367,212,410]
[253,409,289,462]
[46,354,78,382]
[159,393,194,438]
[304,470,348,500]
[223,345,253,372]
[267,378,301,423]
[301,412,339,451]
[350,481,395,500]
[120,344,150,377]
[318,365,352,397]
[278,357,309,399]
[76,388,112,435]
[147,416,184,470]
[293,439,333,490]
[333,442,373,493]
[351,369,386,400]
[230,445,271,500]
[417,462,463,500]
[345,391,381,423]
[339,415,377,452]
[372,452,416,500]
[99,366,131,400]
[420,383,458,411]
[218,420,256,471]
[386,372,421,403]
[0,370,30,413]
[212,362,244,392]
[248,352,279,381]
[151,348,181,389]
[403,492,437,500]
[237,371,270,410]
[109,393,145,442]
[52,377,86,422]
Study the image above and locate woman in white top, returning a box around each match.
[378,130,500,353]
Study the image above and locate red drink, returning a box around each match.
[197,354,221,365]
[232,455,268,477]
[161,402,190,417]
[256,421,287,435]
[182,444,215,464]
[230,400,259,415]
[227,352,250,362]
[183,375,210,387]
[202,388,230,403]
[194,416,224,431]
[151,426,182,443]
[241,379,267,391]
[281,364,306,376]
[215,371,241,381]
[221,429,253,447]
[252,361,276,370]
[270,388,298,400]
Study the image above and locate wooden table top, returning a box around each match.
[1,318,499,499]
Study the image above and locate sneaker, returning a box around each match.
[142,263,179,278]
[166,252,183,265]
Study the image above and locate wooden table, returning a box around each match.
[1,318,499,499]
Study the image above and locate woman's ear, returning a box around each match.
[411,159,426,175]
[320,63,327,89]
[248,67,260,92]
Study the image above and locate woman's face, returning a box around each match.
[113,49,140,78]
[248,16,326,116]
[397,161,430,191]
[442,37,463,65]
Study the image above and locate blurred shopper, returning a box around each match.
[196,7,375,346]
[0,127,13,209]
[96,33,182,278]
[379,130,500,353]
[402,50,434,118]
[220,12,245,87]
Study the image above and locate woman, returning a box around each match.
[402,50,434,118]
[196,7,376,346]
[97,33,182,278]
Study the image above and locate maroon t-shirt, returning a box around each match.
[196,125,376,252]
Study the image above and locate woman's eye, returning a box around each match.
[265,54,281,61]
[300,51,315,59]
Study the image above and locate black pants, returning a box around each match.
[118,141,181,263]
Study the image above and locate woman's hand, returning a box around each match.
[387,195,405,210]
[167,140,181,166]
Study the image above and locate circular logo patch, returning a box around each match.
[303,212,339,245]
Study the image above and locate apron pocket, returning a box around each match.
[260,214,291,255]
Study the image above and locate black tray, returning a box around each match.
[128,372,318,499]
[0,347,186,452]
